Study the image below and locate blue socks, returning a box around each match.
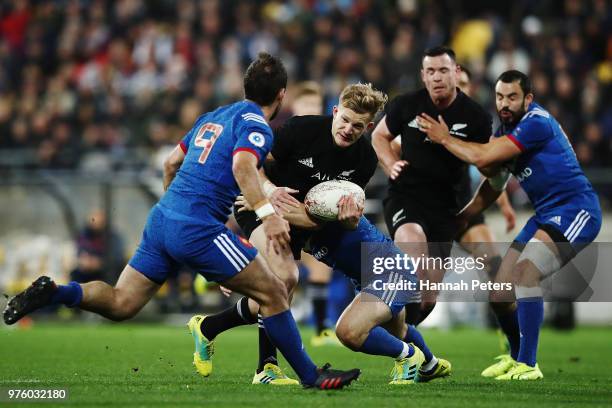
[358,326,413,358]
[496,308,521,360]
[404,325,433,362]
[50,282,83,307]
[262,310,318,385]
[517,298,544,367]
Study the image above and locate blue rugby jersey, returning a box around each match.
[495,102,598,216]
[160,100,273,223]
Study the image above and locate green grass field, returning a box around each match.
[1,323,611,407]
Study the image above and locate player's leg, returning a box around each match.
[222,254,360,388]
[247,224,299,381]
[481,218,540,378]
[198,223,299,382]
[494,229,559,381]
[459,222,520,359]
[459,223,503,280]
[302,252,339,346]
[78,265,160,320]
[498,208,602,382]
[3,264,161,325]
[4,206,170,325]
[335,292,425,384]
[186,226,358,389]
[393,222,431,324]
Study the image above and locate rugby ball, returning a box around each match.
[304,180,365,221]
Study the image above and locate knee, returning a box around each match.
[109,293,141,321]
[394,224,426,243]
[282,267,299,295]
[335,321,363,351]
[489,286,515,305]
[259,278,289,310]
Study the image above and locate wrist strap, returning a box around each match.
[254,200,275,220]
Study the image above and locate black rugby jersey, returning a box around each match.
[265,115,378,200]
[385,88,491,211]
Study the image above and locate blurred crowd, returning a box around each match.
[0,0,610,172]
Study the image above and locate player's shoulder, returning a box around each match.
[235,101,270,128]
[521,103,553,124]
[280,115,332,140]
[285,114,332,129]
[355,136,378,166]
[516,103,554,132]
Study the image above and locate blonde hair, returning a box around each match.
[339,83,388,116]
[293,81,322,99]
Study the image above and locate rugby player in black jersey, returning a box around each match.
[192,83,451,385]
[372,46,493,324]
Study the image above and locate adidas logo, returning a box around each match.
[298,157,313,168]
[408,118,419,129]
[549,216,561,226]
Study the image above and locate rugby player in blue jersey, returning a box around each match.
[418,70,601,380]
[198,84,450,385]
[2,53,360,390]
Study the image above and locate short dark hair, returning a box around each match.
[496,70,532,96]
[244,52,288,106]
[422,46,456,62]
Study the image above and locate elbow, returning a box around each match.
[163,158,178,175]
[474,155,494,171]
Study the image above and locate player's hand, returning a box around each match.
[501,203,516,232]
[418,113,450,144]
[337,194,363,229]
[390,160,409,180]
[219,286,233,297]
[235,195,252,212]
[268,187,300,215]
[262,214,291,255]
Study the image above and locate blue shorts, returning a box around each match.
[309,217,417,316]
[515,203,601,261]
[129,204,258,284]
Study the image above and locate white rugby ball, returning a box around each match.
[304,180,365,221]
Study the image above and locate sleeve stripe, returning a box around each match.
[506,134,526,152]
[241,113,269,127]
[179,141,188,154]
[233,147,261,161]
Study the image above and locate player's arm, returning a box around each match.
[418,113,521,169]
[257,167,323,230]
[372,116,408,180]
[163,145,186,191]
[459,170,510,222]
[496,191,516,232]
[232,151,290,254]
